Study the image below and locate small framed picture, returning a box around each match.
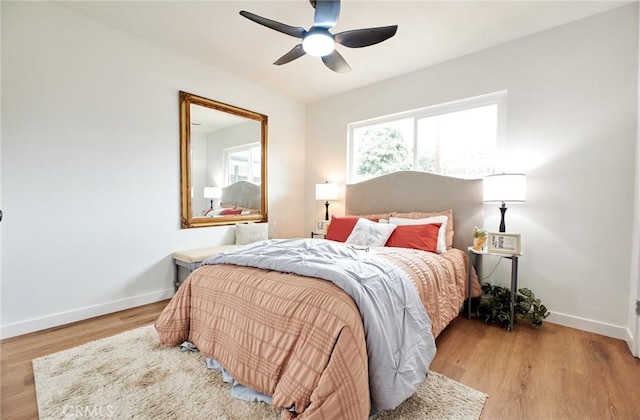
[314,219,330,234]
[487,232,522,255]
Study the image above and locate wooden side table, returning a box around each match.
[467,247,522,331]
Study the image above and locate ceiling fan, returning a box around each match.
[239,0,398,73]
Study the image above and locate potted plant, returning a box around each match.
[472,227,487,251]
[478,283,550,331]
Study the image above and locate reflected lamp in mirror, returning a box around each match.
[315,182,339,221]
[203,187,222,212]
[483,173,526,232]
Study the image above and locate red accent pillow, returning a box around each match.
[385,223,442,253]
[220,208,242,215]
[325,216,378,242]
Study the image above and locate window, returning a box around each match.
[347,91,506,183]
[224,143,261,185]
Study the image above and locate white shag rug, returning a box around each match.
[33,325,487,420]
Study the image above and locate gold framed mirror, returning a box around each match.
[180,91,268,228]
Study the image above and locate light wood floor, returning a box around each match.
[2,301,639,419]
[431,316,640,420]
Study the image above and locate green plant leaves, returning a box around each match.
[478,283,550,331]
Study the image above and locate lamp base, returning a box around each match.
[499,202,507,232]
[324,201,330,221]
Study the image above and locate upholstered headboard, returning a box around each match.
[345,171,484,250]
[221,181,261,210]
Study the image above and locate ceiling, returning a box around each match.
[57,0,631,104]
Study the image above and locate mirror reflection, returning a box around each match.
[180,92,267,228]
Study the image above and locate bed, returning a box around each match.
[156,171,484,419]
[220,180,261,215]
[204,181,262,217]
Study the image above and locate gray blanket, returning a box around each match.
[203,238,436,411]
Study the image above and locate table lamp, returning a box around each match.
[483,173,526,232]
[204,186,222,211]
[315,182,339,221]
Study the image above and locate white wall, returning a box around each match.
[306,4,638,340]
[0,2,306,338]
[631,1,640,357]
[0,3,3,332]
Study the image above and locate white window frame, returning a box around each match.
[347,91,507,184]
[223,142,261,185]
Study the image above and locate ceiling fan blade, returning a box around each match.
[274,44,306,65]
[239,10,306,38]
[322,50,351,73]
[313,0,340,29]
[335,25,398,48]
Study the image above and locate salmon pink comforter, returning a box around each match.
[155,240,476,419]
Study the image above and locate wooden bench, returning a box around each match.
[172,245,240,291]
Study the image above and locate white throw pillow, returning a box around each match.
[235,223,269,245]
[388,216,448,254]
[345,218,397,247]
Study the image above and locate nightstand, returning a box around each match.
[467,247,521,331]
[172,245,240,292]
[311,231,326,239]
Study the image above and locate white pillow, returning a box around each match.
[345,218,397,247]
[388,216,448,254]
[235,223,269,245]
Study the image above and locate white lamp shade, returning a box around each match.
[483,174,526,202]
[315,182,339,201]
[204,186,222,199]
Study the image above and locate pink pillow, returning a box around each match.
[326,216,378,242]
[385,223,441,253]
[393,209,454,248]
[389,215,448,254]
[220,208,242,215]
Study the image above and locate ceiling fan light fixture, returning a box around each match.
[239,1,398,72]
[302,31,335,57]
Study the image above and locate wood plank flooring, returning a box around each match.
[1,300,638,419]
[431,316,640,420]
[0,301,168,420]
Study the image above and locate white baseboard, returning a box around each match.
[624,328,638,357]
[546,311,631,341]
[0,289,174,339]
